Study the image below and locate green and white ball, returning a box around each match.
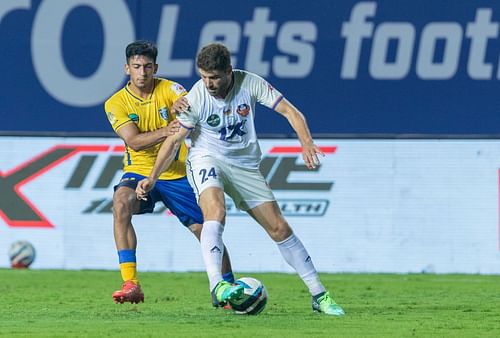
[230,277,268,315]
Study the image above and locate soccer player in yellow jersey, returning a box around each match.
[104,40,234,305]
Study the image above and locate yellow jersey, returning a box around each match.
[104,78,188,180]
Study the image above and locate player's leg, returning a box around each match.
[154,176,235,281]
[248,202,344,316]
[111,174,154,304]
[226,165,344,316]
[198,187,242,303]
[111,185,144,304]
[188,222,234,309]
[154,175,239,306]
[186,157,243,303]
[188,222,234,283]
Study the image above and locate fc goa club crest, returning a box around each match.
[237,103,250,117]
[159,107,169,121]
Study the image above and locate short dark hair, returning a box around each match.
[126,40,158,63]
[197,43,231,72]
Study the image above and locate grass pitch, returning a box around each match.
[1,269,500,337]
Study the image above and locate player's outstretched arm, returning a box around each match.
[136,126,190,200]
[274,98,324,169]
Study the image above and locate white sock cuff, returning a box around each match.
[277,233,299,248]
[202,220,224,235]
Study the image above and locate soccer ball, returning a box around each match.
[8,240,36,268]
[229,277,268,315]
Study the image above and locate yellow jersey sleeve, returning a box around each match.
[104,94,134,132]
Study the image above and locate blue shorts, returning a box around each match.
[114,173,203,227]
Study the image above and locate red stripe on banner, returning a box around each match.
[269,146,337,154]
[113,145,125,152]
[0,210,52,228]
[71,145,110,152]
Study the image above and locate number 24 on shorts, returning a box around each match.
[199,167,217,183]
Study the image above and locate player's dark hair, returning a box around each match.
[126,40,158,63]
[197,43,231,72]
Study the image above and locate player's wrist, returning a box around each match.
[160,127,170,139]
[147,175,158,184]
[300,139,314,148]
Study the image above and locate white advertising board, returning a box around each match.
[1,137,500,274]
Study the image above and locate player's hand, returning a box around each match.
[302,144,324,169]
[172,96,190,113]
[136,177,155,201]
[164,120,180,136]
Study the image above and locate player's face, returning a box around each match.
[125,55,157,91]
[199,68,232,98]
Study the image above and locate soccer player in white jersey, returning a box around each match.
[136,43,344,315]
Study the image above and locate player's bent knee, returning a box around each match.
[112,195,135,220]
[202,207,226,223]
[269,222,293,242]
[200,194,225,222]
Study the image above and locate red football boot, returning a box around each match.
[112,280,144,304]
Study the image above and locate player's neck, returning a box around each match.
[128,79,156,100]
[219,73,234,99]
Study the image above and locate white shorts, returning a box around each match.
[186,155,275,211]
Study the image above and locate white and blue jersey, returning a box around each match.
[177,69,283,169]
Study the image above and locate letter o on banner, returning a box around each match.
[32,0,134,107]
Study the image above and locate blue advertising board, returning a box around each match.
[2,0,500,135]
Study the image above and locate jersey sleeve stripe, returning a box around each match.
[114,120,133,131]
[178,121,194,130]
[271,95,284,109]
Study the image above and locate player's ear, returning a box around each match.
[153,63,158,74]
[226,65,232,75]
[124,63,130,75]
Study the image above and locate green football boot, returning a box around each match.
[212,280,244,304]
[312,291,345,316]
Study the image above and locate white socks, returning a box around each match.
[277,233,325,296]
[200,220,225,291]
[201,222,325,296]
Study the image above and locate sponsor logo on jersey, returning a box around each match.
[159,107,169,121]
[207,114,221,127]
[134,101,151,106]
[128,113,139,123]
[226,115,236,126]
[236,103,250,117]
[171,82,186,95]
